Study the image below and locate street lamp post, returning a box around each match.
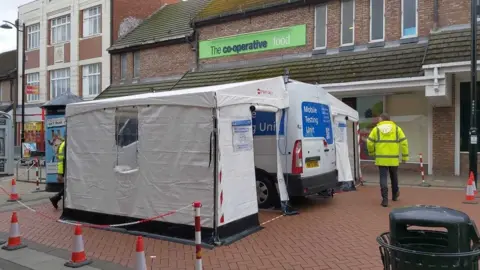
[470,0,478,186]
[1,20,25,159]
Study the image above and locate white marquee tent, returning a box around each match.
[60,77,290,245]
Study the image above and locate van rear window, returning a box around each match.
[301,102,333,144]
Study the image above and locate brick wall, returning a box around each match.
[111,43,194,84]
[112,0,179,42]
[432,90,455,176]
[437,0,470,27]
[197,0,439,65]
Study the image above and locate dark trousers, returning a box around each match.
[51,184,65,202]
[379,166,399,199]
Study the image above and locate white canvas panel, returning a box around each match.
[137,105,214,227]
[334,116,353,182]
[217,105,258,226]
[65,109,118,213]
[347,121,356,179]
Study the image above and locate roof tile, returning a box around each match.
[109,0,208,51]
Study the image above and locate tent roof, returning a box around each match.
[66,77,289,117]
[327,93,359,122]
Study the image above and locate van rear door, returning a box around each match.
[300,101,336,178]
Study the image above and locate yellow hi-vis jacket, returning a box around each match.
[367,121,409,166]
[57,141,66,175]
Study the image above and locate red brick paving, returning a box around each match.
[0,186,475,269]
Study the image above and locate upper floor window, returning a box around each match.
[83,5,101,37]
[133,52,140,78]
[314,5,327,49]
[26,24,40,50]
[402,0,417,38]
[51,15,71,44]
[26,72,40,102]
[50,68,70,99]
[120,53,127,80]
[370,0,384,42]
[341,0,355,46]
[82,63,101,98]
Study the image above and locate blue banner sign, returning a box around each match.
[301,102,333,144]
[251,111,285,136]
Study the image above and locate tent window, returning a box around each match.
[115,107,138,147]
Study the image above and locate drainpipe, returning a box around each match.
[433,0,439,30]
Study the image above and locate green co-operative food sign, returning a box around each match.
[199,24,307,59]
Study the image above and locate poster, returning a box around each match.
[22,142,37,158]
[45,115,66,183]
[232,120,253,152]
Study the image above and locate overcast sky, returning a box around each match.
[0,0,32,53]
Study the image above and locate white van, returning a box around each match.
[252,81,337,208]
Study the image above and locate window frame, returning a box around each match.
[340,0,355,46]
[50,14,71,44]
[314,4,328,49]
[120,53,127,80]
[82,63,101,98]
[26,23,40,50]
[26,72,40,102]
[401,0,418,39]
[82,5,101,38]
[50,68,70,99]
[369,0,385,42]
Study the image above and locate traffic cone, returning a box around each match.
[2,212,26,250]
[7,178,20,202]
[463,176,478,204]
[135,236,147,270]
[64,225,92,268]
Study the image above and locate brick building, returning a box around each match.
[101,0,479,177]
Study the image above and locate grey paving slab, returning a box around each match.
[0,248,100,270]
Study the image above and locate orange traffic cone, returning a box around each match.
[7,178,20,202]
[463,175,478,204]
[64,225,92,268]
[2,212,26,250]
[135,236,147,270]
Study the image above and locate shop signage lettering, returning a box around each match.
[46,117,66,128]
[199,24,307,59]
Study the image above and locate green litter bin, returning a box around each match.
[377,205,480,270]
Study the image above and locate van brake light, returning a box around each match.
[323,139,328,148]
[292,140,303,174]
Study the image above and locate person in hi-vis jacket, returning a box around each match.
[49,136,65,209]
[367,113,409,207]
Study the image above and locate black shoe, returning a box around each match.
[393,191,400,201]
[50,197,58,210]
[381,198,388,207]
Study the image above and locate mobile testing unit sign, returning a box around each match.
[199,25,307,59]
[301,102,333,144]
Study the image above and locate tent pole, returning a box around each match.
[212,112,220,245]
[352,123,358,184]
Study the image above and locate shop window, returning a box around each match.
[314,5,327,49]
[459,82,480,152]
[341,0,355,46]
[401,0,417,38]
[370,0,384,42]
[115,107,138,169]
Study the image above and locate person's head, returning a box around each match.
[378,113,390,122]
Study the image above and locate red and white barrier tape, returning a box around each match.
[0,184,192,229]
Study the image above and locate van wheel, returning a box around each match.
[256,172,278,209]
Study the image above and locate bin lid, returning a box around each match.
[390,205,471,225]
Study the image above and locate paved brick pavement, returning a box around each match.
[0,186,474,270]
